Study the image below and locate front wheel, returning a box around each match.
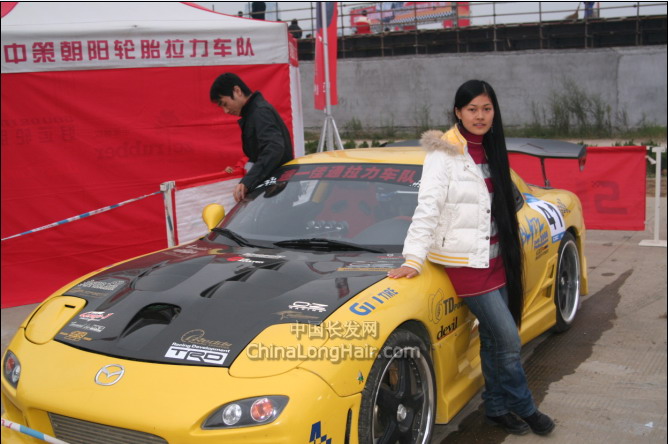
[358,329,435,444]
[554,232,581,332]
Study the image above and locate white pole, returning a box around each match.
[160,181,177,247]
[639,146,666,247]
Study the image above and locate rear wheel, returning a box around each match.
[358,329,435,444]
[554,232,581,332]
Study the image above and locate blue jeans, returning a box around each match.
[462,286,537,418]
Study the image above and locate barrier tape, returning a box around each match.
[1,418,70,444]
[1,191,161,242]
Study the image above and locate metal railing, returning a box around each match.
[227,1,666,45]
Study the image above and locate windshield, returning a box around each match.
[214,163,421,252]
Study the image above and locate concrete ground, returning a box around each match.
[2,197,666,444]
[432,196,667,443]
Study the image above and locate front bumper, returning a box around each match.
[2,332,360,444]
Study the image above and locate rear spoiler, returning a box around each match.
[384,138,587,187]
[507,138,587,187]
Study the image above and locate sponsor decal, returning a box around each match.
[524,194,566,243]
[358,371,365,384]
[266,163,422,188]
[78,311,114,322]
[165,329,232,366]
[180,329,232,349]
[275,310,320,321]
[58,331,92,342]
[78,279,124,291]
[68,322,106,333]
[437,317,458,340]
[166,246,208,256]
[226,256,264,264]
[67,278,126,298]
[309,421,332,444]
[164,344,229,365]
[520,215,549,250]
[443,297,465,315]
[535,244,550,260]
[556,199,571,216]
[337,261,398,272]
[428,289,445,323]
[288,301,328,313]
[349,287,399,316]
[242,253,285,259]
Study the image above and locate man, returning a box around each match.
[210,73,293,202]
[355,10,372,35]
[288,19,303,39]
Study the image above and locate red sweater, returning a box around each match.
[445,127,506,297]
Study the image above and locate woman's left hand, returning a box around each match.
[387,266,419,279]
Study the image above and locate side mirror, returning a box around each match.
[202,204,226,230]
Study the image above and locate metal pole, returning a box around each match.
[317,2,343,152]
[414,2,418,54]
[310,2,315,40]
[640,146,667,247]
[493,2,497,52]
[539,2,544,49]
[321,2,333,150]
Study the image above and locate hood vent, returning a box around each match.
[117,303,181,351]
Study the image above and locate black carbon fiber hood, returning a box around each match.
[56,240,403,367]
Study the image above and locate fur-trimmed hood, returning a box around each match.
[420,126,467,155]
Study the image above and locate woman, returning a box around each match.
[388,80,555,436]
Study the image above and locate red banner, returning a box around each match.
[314,2,338,110]
[1,64,291,308]
[510,146,647,231]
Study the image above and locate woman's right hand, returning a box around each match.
[387,266,419,279]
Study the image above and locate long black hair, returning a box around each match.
[453,80,525,327]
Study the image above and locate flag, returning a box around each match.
[314,2,338,110]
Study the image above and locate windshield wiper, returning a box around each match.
[274,238,385,253]
[211,228,263,248]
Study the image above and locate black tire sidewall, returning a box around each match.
[358,328,435,444]
[554,232,580,332]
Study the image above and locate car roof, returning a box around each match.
[288,147,426,166]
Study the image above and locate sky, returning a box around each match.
[195,2,668,35]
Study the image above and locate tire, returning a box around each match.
[358,329,435,444]
[554,232,581,332]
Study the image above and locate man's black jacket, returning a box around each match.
[238,92,294,190]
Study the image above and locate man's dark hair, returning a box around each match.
[209,73,252,102]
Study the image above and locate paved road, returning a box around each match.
[2,198,666,444]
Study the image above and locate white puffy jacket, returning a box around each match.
[402,125,497,273]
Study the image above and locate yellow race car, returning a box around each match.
[2,140,587,444]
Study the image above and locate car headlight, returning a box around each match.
[202,396,288,429]
[3,351,21,388]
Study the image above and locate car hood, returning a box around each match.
[55,240,403,367]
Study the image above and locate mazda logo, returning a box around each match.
[95,364,125,386]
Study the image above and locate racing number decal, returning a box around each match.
[525,195,566,243]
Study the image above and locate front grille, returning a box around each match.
[48,413,168,444]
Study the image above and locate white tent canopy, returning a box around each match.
[2,2,290,72]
